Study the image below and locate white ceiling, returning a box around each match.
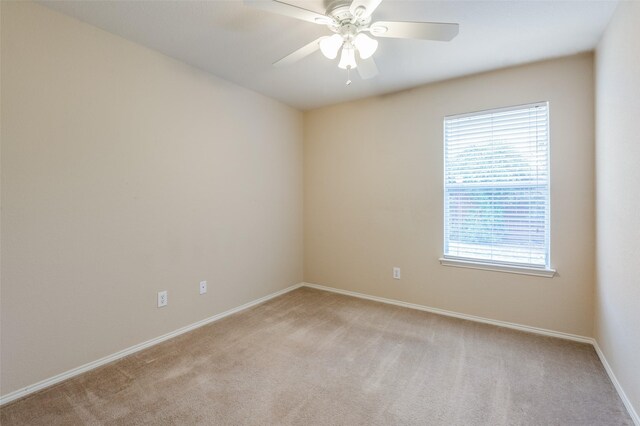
[41,0,618,110]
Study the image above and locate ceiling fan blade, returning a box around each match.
[349,0,383,19]
[371,21,459,41]
[244,0,332,25]
[273,37,324,67]
[357,56,378,80]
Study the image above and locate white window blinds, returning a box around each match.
[443,102,550,269]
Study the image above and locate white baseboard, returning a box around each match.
[302,282,639,425]
[302,282,592,343]
[0,282,304,406]
[593,341,640,426]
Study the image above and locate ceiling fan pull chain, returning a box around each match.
[346,66,352,86]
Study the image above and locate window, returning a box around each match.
[441,102,554,277]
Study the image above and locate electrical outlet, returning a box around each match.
[199,281,207,295]
[157,290,168,307]
[393,267,401,280]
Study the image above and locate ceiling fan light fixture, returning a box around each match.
[338,43,357,69]
[319,34,344,59]
[354,33,378,59]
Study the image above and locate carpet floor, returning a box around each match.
[0,287,633,425]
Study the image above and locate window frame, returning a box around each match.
[439,102,556,278]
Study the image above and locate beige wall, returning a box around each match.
[0,2,303,395]
[304,54,595,337]
[595,0,640,418]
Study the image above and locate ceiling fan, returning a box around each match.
[244,0,459,84]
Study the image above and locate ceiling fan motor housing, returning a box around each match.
[327,4,371,31]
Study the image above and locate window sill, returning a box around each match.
[439,257,556,278]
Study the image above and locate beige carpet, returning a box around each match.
[0,287,633,425]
